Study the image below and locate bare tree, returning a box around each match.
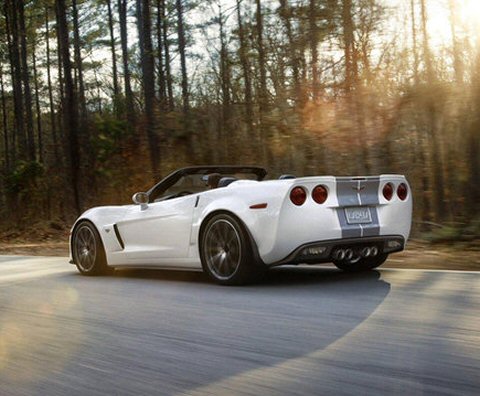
[236,0,254,136]
[141,0,161,177]
[56,0,82,214]
[72,0,87,117]
[18,0,35,160]
[176,0,189,113]
[118,0,136,128]
[5,0,26,160]
[45,7,60,163]
[0,65,9,170]
[107,0,120,111]
[420,0,446,219]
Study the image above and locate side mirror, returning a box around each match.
[132,192,149,210]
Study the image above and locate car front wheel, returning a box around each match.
[72,221,112,276]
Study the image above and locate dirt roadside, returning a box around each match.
[0,237,478,271]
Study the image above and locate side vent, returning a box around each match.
[113,224,125,249]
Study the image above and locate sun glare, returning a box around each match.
[426,0,480,47]
[459,0,480,32]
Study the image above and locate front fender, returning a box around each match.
[69,206,129,262]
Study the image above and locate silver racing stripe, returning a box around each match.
[337,207,361,238]
[362,205,380,237]
[336,177,381,238]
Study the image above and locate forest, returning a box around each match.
[0,0,479,241]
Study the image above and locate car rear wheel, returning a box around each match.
[333,253,388,272]
[72,221,112,276]
[200,213,262,285]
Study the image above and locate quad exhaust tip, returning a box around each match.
[334,246,379,261]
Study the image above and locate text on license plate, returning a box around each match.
[345,207,372,224]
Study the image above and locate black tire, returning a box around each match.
[333,253,388,272]
[72,221,113,276]
[199,213,263,285]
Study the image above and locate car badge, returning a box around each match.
[352,185,365,192]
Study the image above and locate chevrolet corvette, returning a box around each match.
[69,166,412,284]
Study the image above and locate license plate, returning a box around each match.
[345,207,372,224]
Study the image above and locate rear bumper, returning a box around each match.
[270,235,405,267]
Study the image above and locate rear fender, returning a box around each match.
[190,186,289,260]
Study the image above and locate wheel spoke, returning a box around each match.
[204,219,241,280]
[75,226,97,272]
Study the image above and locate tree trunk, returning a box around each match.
[55,3,64,134]
[32,38,44,162]
[420,0,434,86]
[136,0,145,75]
[255,0,268,162]
[342,0,357,92]
[161,0,174,110]
[18,0,35,161]
[72,0,87,117]
[218,3,231,155]
[448,0,463,84]
[0,65,9,171]
[45,7,60,163]
[56,0,82,214]
[309,0,319,101]
[107,0,120,112]
[410,1,429,221]
[255,0,268,112]
[466,60,480,213]
[176,0,189,113]
[278,0,301,105]
[342,0,369,173]
[5,0,26,160]
[410,0,419,86]
[420,0,446,219]
[118,0,136,127]
[155,0,166,105]
[141,0,161,178]
[236,0,254,137]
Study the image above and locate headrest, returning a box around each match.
[218,177,237,187]
[205,173,222,188]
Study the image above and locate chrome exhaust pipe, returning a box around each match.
[361,247,371,257]
[334,249,346,260]
[370,246,378,257]
[345,249,354,260]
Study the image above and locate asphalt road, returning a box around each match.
[0,256,479,396]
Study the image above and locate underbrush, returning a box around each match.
[420,219,480,247]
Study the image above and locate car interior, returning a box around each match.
[153,173,242,202]
[151,169,296,203]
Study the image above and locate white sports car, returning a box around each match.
[70,166,412,284]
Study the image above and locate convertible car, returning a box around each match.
[70,165,412,284]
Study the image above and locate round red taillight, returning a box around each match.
[397,183,408,200]
[383,183,394,201]
[312,185,328,204]
[290,187,307,206]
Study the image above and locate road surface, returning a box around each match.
[0,256,479,395]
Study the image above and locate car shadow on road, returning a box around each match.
[31,263,392,395]
[103,264,383,287]
[76,265,380,288]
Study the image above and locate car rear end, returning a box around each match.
[256,175,412,266]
